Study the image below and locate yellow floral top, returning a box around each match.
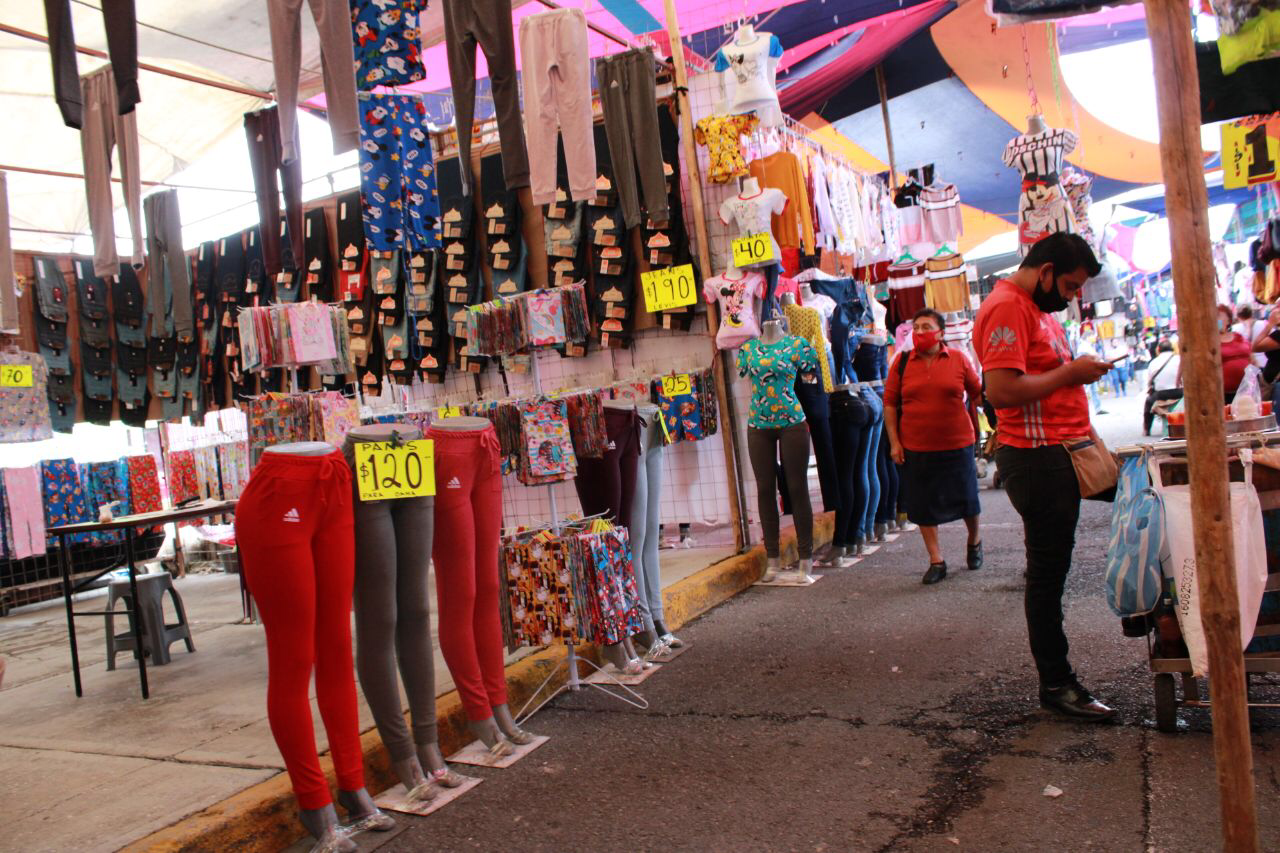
[694,113,760,183]
[782,304,834,392]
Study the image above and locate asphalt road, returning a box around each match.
[378,392,1280,852]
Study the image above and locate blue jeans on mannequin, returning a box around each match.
[829,390,870,549]
[860,387,883,540]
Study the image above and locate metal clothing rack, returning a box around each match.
[514,349,648,724]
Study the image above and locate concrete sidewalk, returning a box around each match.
[0,536,769,853]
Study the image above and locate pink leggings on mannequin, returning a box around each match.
[428,425,508,721]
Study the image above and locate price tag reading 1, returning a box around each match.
[1222,114,1280,189]
[355,440,435,501]
[0,365,33,387]
[731,232,774,267]
[437,405,462,418]
[641,263,697,312]
[661,373,692,397]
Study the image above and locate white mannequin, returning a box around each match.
[798,282,815,303]
[761,318,785,344]
[739,175,761,197]
[265,441,334,455]
[1027,113,1047,135]
[716,24,783,127]
[597,401,652,675]
[736,22,758,43]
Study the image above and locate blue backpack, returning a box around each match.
[1104,453,1165,616]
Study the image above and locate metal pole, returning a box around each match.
[58,533,83,697]
[1142,0,1258,848]
[125,527,150,699]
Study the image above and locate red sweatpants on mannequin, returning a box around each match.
[234,449,364,809]
[428,424,508,721]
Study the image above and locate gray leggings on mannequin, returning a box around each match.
[630,411,665,635]
[351,493,437,761]
[747,422,813,559]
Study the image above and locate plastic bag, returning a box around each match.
[1104,453,1164,616]
[1232,365,1263,420]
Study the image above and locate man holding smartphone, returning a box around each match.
[975,232,1115,722]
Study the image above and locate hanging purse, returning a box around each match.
[1064,428,1119,501]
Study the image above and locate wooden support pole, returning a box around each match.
[875,65,898,190]
[1143,1,1259,849]
[662,0,750,553]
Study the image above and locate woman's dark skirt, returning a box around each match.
[902,444,980,526]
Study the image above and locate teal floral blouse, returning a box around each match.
[736,336,818,429]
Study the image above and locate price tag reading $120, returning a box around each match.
[355,440,435,501]
[731,232,774,267]
[640,263,697,312]
[661,373,692,397]
[0,365,33,387]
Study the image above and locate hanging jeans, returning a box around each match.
[265,0,358,162]
[829,390,870,549]
[795,380,839,512]
[575,407,642,530]
[80,66,143,278]
[44,0,138,129]
[143,189,192,340]
[747,423,813,559]
[234,449,363,810]
[441,0,530,195]
[629,407,665,637]
[344,438,438,763]
[519,8,596,205]
[810,278,855,382]
[245,106,304,278]
[860,388,884,539]
[428,424,508,721]
[596,48,669,229]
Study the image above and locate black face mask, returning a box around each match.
[1031,275,1070,313]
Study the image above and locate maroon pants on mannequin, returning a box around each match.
[235,450,363,809]
[428,424,508,721]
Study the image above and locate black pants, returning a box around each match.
[786,381,838,513]
[45,0,138,129]
[244,106,304,279]
[830,390,871,548]
[1144,388,1183,433]
[748,423,813,559]
[997,444,1081,688]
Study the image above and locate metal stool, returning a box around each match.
[104,573,195,669]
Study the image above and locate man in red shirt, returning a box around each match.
[975,232,1115,722]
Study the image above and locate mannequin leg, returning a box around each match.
[746,427,782,558]
[779,422,814,564]
[629,439,658,645]
[852,413,873,552]
[391,497,441,760]
[863,412,883,539]
[642,432,671,641]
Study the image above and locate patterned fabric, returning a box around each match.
[782,304,834,392]
[517,399,577,486]
[312,392,361,446]
[248,395,312,464]
[526,290,566,346]
[1002,128,1078,257]
[654,378,705,444]
[0,351,53,443]
[736,335,818,429]
[167,450,200,504]
[358,93,440,251]
[85,460,131,544]
[504,538,580,647]
[350,0,426,87]
[125,455,163,515]
[218,442,251,500]
[693,113,759,183]
[4,466,45,557]
[41,459,94,544]
[563,391,608,459]
[575,528,642,646]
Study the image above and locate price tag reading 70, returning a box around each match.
[731,232,774,267]
[641,263,697,312]
[355,439,436,501]
[0,365,33,387]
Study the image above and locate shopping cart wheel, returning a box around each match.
[1154,673,1178,733]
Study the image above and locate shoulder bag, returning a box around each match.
[1064,428,1118,501]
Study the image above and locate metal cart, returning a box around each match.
[1119,435,1280,733]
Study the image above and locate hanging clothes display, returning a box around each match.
[694,113,759,183]
[703,271,766,350]
[1003,126,1078,256]
[920,182,964,244]
[887,258,927,332]
[0,351,53,443]
[519,8,595,206]
[350,0,426,87]
[516,399,577,486]
[357,93,441,251]
[713,29,785,127]
[748,151,816,265]
[924,252,969,313]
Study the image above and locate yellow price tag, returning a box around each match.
[661,373,692,397]
[0,365,33,387]
[640,263,697,312]
[1143,317,1156,329]
[1221,114,1280,189]
[436,405,462,418]
[354,440,435,501]
[731,232,774,267]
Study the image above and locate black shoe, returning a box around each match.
[922,562,947,585]
[1039,681,1117,722]
[967,541,984,571]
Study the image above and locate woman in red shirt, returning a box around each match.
[885,309,983,586]
[1217,303,1253,401]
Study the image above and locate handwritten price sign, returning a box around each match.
[436,405,462,419]
[1222,114,1279,189]
[0,365,33,387]
[731,232,774,267]
[661,373,692,397]
[641,263,697,312]
[355,440,435,501]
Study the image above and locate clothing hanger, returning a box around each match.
[931,244,957,258]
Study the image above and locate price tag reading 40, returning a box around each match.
[0,365,33,387]
[661,373,692,396]
[641,263,696,312]
[355,440,435,501]
[731,232,774,267]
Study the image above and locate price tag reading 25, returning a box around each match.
[661,373,692,396]
[731,232,774,267]
[641,263,696,312]
[355,439,435,501]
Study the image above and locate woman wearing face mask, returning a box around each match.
[1216,303,1253,403]
[885,308,984,585]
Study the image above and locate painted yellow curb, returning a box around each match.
[125,514,833,852]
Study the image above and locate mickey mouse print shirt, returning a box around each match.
[737,335,818,429]
[704,271,765,350]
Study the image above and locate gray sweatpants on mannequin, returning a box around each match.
[630,408,665,635]
[346,441,437,761]
[747,423,813,559]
